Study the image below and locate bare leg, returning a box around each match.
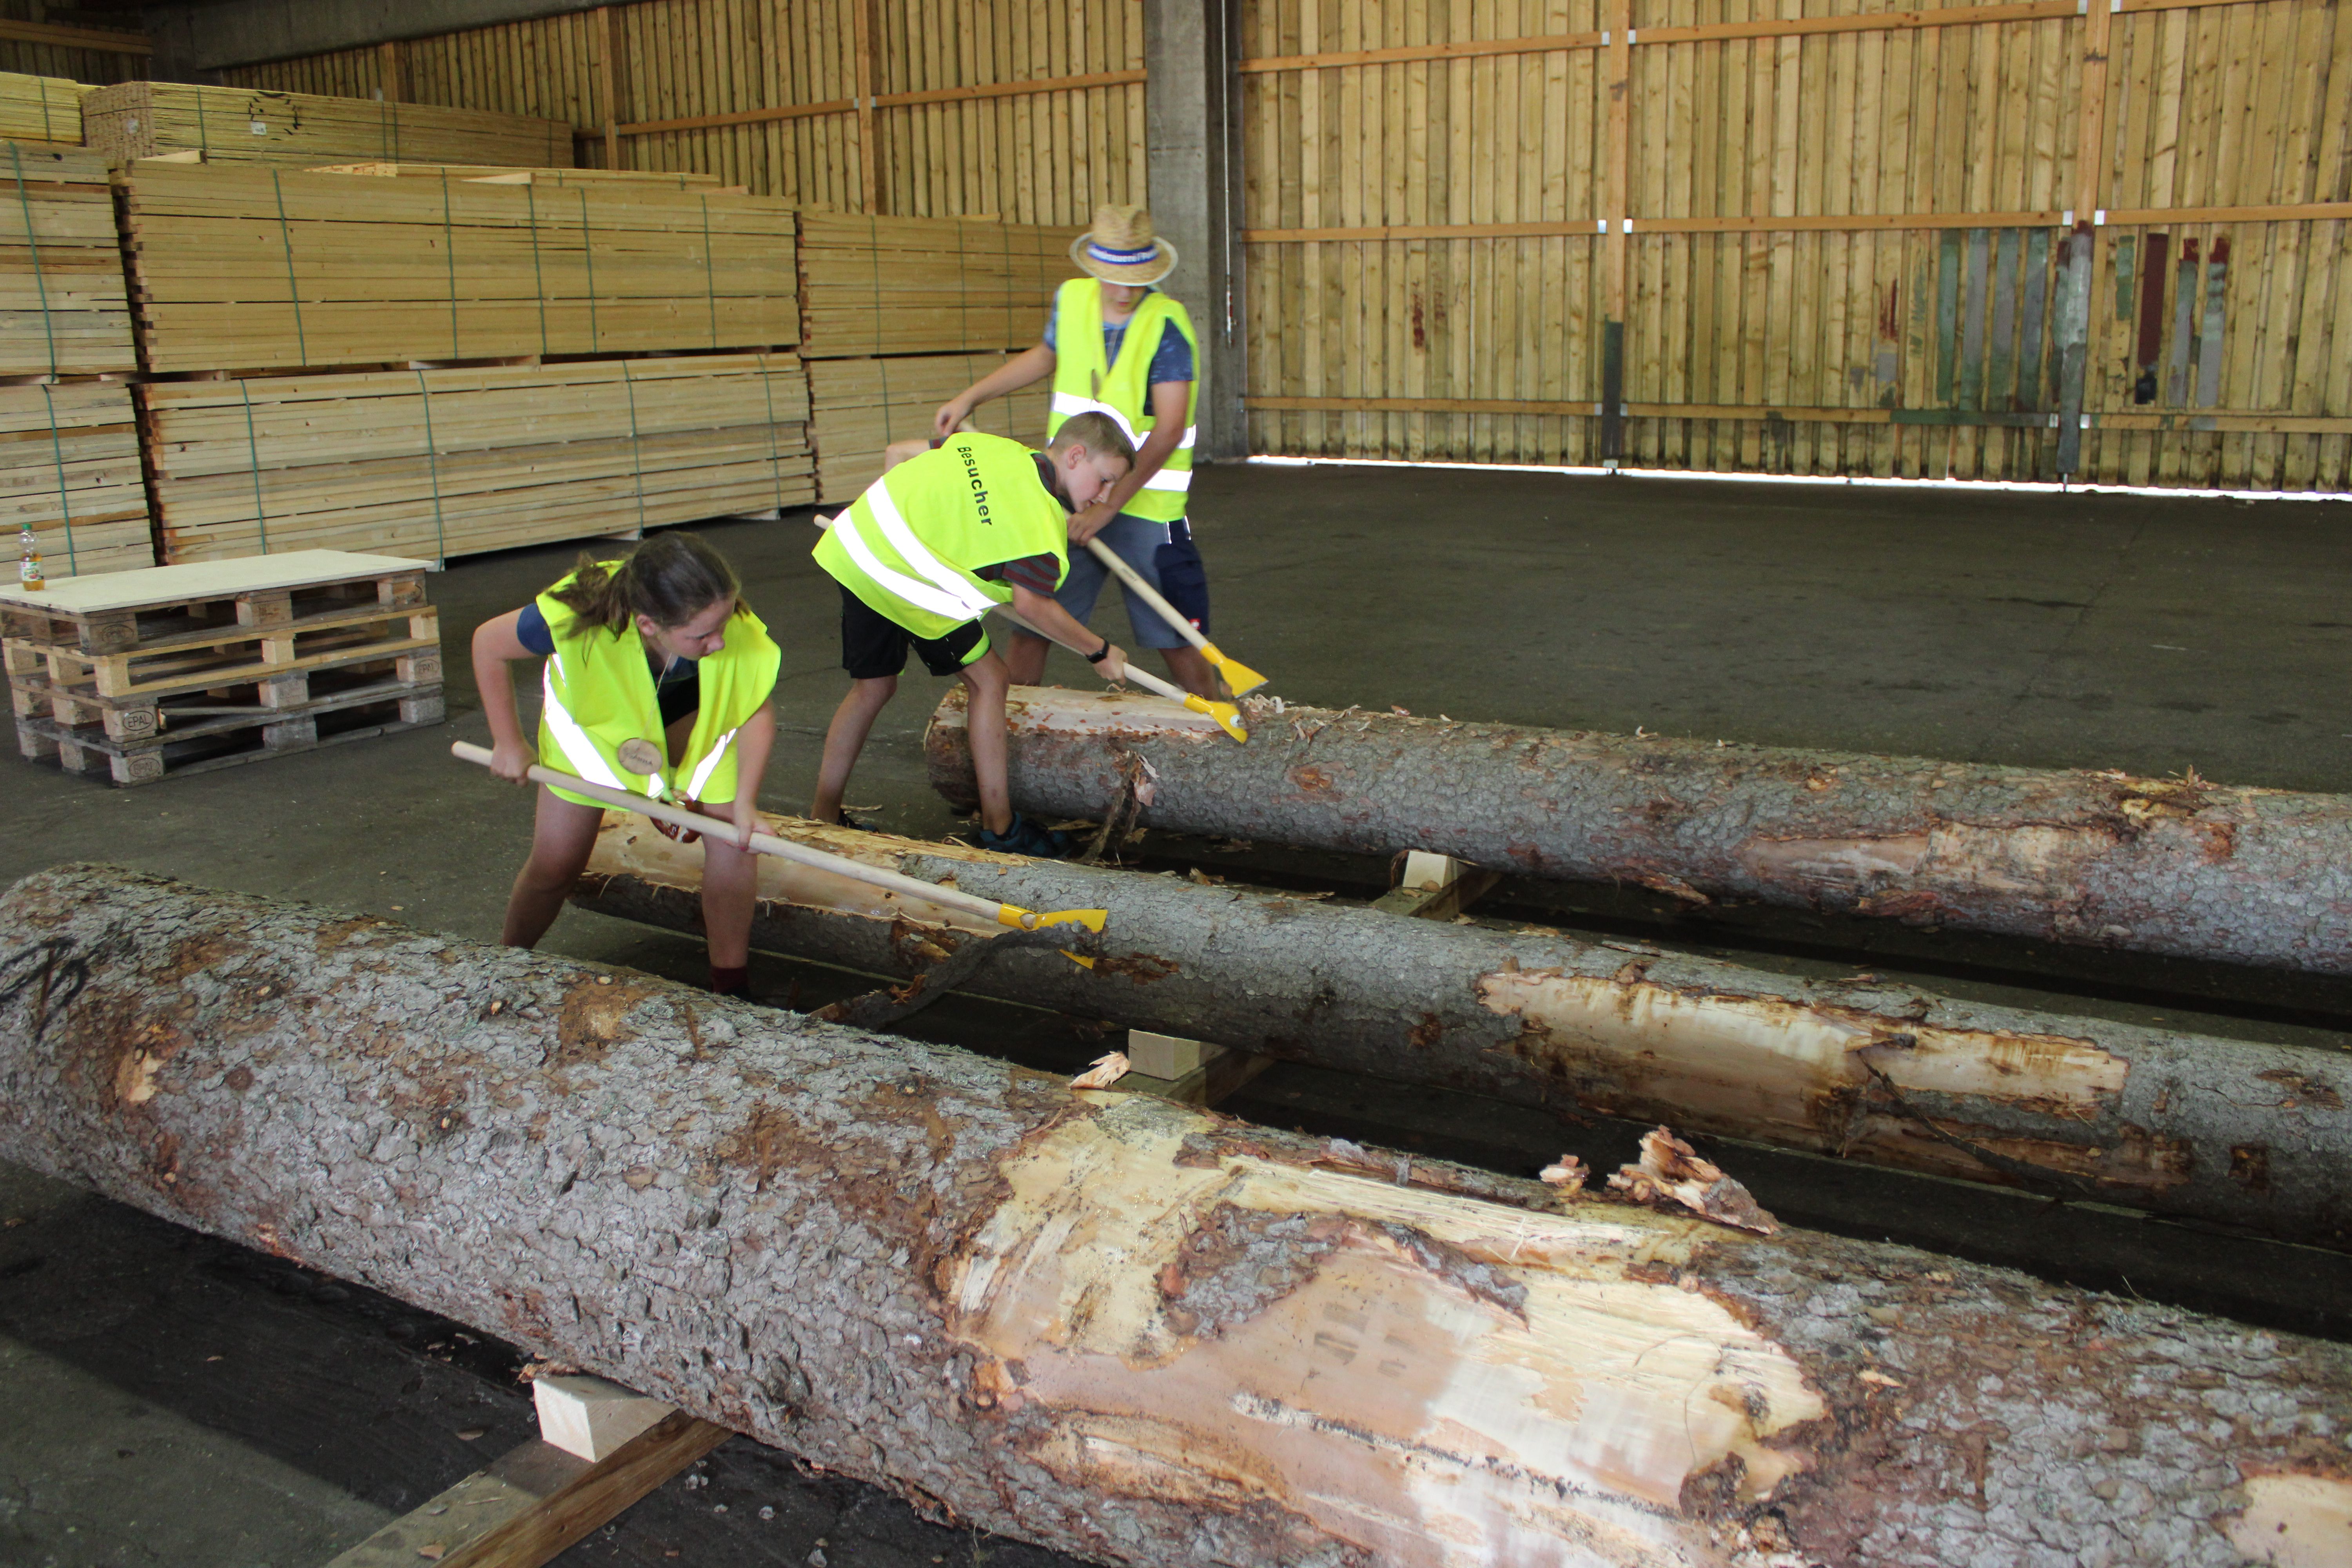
[959,652,1014,835]
[1001,627,1051,686]
[689,800,757,969]
[1158,644,1221,699]
[810,675,897,824]
[502,787,606,949]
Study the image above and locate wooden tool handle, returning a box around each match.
[993,607,1189,703]
[450,742,1033,928]
[1082,536,1212,655]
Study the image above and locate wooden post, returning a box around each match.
[1601,0,1632,468]
[376,40,405,103]
[2060,0,2112,479]
[597,5,628,172]
[851,0,880,213]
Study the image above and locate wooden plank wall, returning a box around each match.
[220,0,1146,225]
[0,3,149,87]
[1241,0,2352,490]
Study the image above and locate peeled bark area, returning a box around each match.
[9,865,2352,1568]
[924,687,2352,975]
[576,815,2352,1249]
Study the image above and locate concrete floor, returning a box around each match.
[5,462,2352,1565]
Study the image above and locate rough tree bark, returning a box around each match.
[573,815,2352,1249]
[10,866,2352,1566]
[924,688,2352,975]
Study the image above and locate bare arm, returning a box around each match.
[1067,378,1190,545]
[470,609,538,785]
[936,343,1057,438]
[1008,584,1126,683]
[721,702,777,849]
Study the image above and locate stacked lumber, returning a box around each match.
[0,142,134,377]
[807,352,1051,500]
[0,72,84,149]
[307,163,730,191]
[140,355,813,564]
[81,83,572,171]
[3,550,441,786]
[797,211,1081,359]
[0,382,149,579]
[119,162,800,372]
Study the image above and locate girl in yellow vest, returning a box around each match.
[926,204,1218,699]
[471,533,780,996]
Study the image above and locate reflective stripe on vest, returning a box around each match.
[829,497,995,624]
[685,724,739,799]
[1049,390,1197,455]
[541,652,653,796]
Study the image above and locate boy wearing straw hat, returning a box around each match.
[926,204,1220,699]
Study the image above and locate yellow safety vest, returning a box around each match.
[534,566,780,807]
[1047,278,1198,525]
[813,432,1069,643]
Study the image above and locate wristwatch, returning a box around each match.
[1084,639,1112,664]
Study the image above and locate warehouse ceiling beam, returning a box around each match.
[0,18,149,54]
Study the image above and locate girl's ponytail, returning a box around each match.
[549,532,742,636]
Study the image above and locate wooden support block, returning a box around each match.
[399,692,447,726]
[1116,1048,1276,1110]
[237,591,293,628]
[262,716,319,751]
[1126,1028,1223,1082]
[532,1373,673,1463]
[381,573,428,608]
[1372,852,1503,922]
[109,751,164,785]
[322,1409,730,1568]
[398,652,444,685]
[76,612,137,654]
[258,673,309,710]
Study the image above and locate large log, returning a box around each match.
[10,864,2352,1567]
[574,814,2352,1249]
[924,687,2352,975]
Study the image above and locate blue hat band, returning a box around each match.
[1086,240,1160,266]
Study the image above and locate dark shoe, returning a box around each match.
[832,807,878,831]
[975,814,1071,858]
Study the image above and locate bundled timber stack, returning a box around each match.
[10,864,2352,1568]
[0,383,148,578]
[4,552,440,785]
[117,162,799,373]
[141,356,812,564]
[0,143,134,377]
[806,353,1049,501]
[796,211,1079,359]
[82,83,571,170]
[0,73,85,149]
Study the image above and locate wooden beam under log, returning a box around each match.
[7,864,2352,1566]
[572,814,2352,1249]
[926,687,2352,975]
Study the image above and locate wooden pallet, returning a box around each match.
[0,140,137,379]
[119,162,800,373]
[0,550,430,652]
[140,356,814,564]
[12,641,441,738]
[797,212,1080,360]
[82,82,572,171]
[16,679,445,785]
[10,602,437,701]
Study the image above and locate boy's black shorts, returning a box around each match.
[839,584,988,679]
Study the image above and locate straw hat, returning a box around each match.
[1069,203,1178,285]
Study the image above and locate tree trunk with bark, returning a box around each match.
[575,814,2352,1250]
[925,688,2352,975]
[10,865,2352,1568]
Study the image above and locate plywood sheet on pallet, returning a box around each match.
[82,82,572,171]
[0,381,149,580]
[798,211,1081,359]
[141,356,813,564]
[0,140,135,378]
[120,162,800,372]
[807,352,1051,501]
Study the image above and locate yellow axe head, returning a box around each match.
[997,904,1110,933]
[1183,693,1249,744]
[1199,642,1268,697]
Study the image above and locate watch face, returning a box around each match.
[616,737,663,776]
